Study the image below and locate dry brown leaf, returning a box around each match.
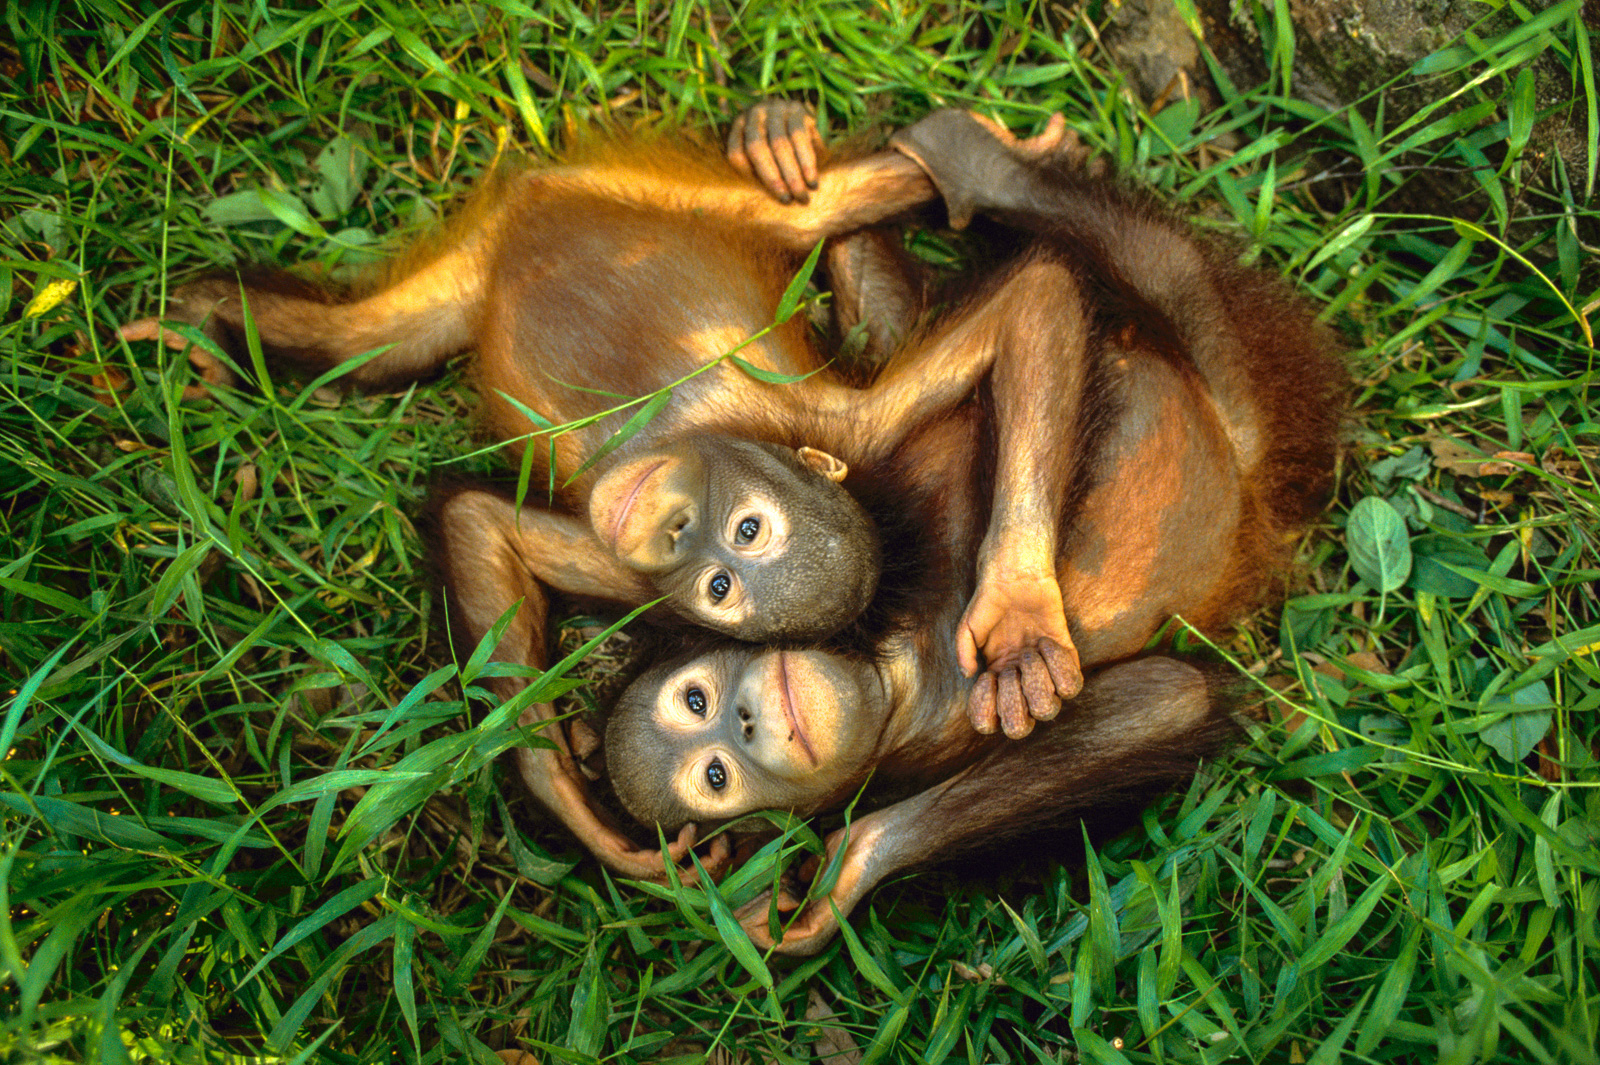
[1307,655,1343,681]
[950,960,997,982]
[1537,735,1563,783]
[235,463,259,504]
[1345,651,1389,674]
[806,988,861,1065]
[495,1050,540,1065]
[1427,433,1488,476]
[1428,433,1538,480]
[1479,451,1535,477]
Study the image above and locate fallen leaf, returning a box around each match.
[495,1050,540,1065]
[951,960,996,982]
[1537,735,1562,783]
[1479,451,1535,477]
[1427,433,1487,476]
[1345,651,1390,675]
[235,463,259,504]
[805,989,860,1065]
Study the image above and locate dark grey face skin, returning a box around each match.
[605,645,890,829]
[589,435,880,641]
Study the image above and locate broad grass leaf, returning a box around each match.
[833,901,907,1006]
[1069,939,1095,1028]
[1073,1028,1134,1065]
[497,794,577,885]
[1,639,73,756]
[1157,864,1184,995]
[1299,877,1390,970]
[333,759,456,868]
[1436,559,1544,599]
[923,984,975,1065]
[311,134,366,217]
[1348,109,1381,204]
[1270,0,1295,89]
[1576,9,1597,198]
[203,188,287,226]
[1267,745,1385,781]
[1409,534,1489,598]
[76,727,237,806]
[1346,496,1412,592]
[461,603,520,686]
[1391,235,1476,312]
[358,664,459,757]
[1507,67,1536,159]
[1536,792,1561,908]
[393,916,421,1060]
[1480,680,1552,762]
[503,908,589,947]
[18,896,95,1023]
[0,794,171,848]
[257,188,327,238]
[999,898,1046,973]
[445,885,516,993]
[1136,948,1160,1053]
[147,541,211,619]
[268,913,398,1052]
[774,239,825,324]
[493,390,556,431]
[715,812,824,908]
[727,354,821,384]
[565,944,610,1058]
[1150,96,1199,149]
[284,342,403,409]
[998,61,1076,87]
[563,390,672,486]
[1082,836,1117,995]
[1356,925,1422,1055]
[237,879,384,987]
[690,849,773,992]
[860,1002,910,1065]
[1305,213,1374,273]
[655,832,717,939]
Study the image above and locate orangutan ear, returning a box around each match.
[797,446,849,483]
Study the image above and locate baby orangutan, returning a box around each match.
[594,108,1345,951]
[120,104,1071,878]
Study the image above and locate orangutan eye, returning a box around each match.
[708,572,731,602]
[736,517,761,544]
[706,758,727,790]
[686,687,707,716]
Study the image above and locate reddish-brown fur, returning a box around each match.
[598,112,1346,952]
[870,113,1346,731]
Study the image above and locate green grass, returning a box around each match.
[2,1,1597,1062]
